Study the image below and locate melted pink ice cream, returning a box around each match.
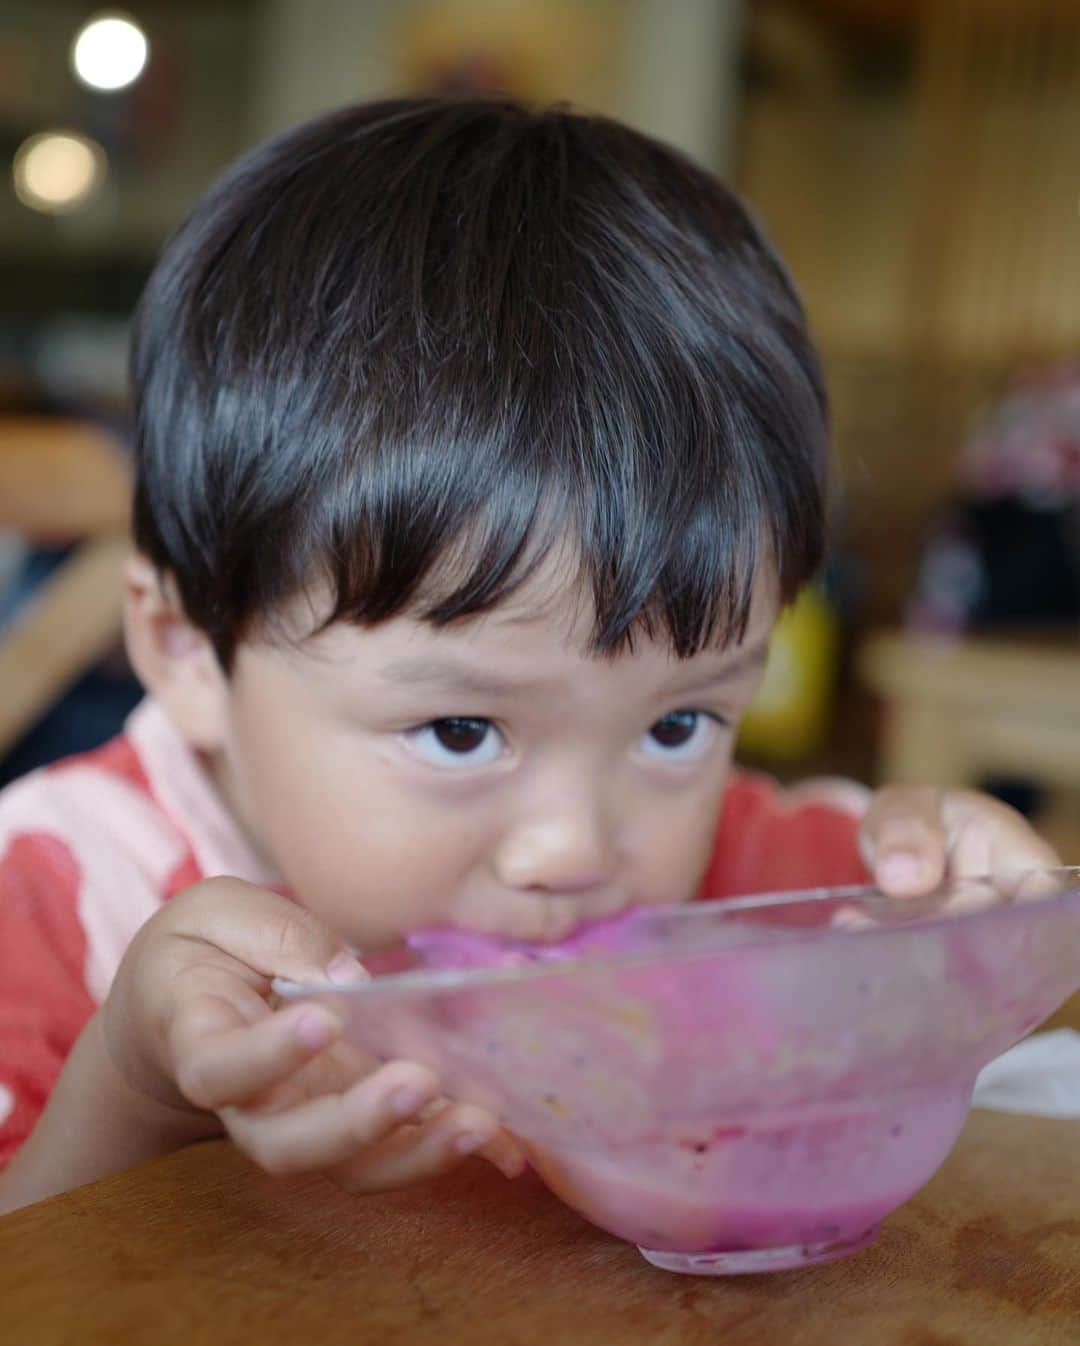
[405,906,658,969]
[402,908,975,1258]
[526,1084,972,1253]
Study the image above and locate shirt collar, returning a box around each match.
[125,697,282,889]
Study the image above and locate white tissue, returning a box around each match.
[972,1029,1080,1119]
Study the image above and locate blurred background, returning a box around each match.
[0,0,1078,855]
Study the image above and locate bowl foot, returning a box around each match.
[637,1227,879,1276]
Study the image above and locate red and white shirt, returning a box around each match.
[0,699,869,1169]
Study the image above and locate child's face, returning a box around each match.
[209,559,776,950]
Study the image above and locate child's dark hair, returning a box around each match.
[131,96,827,669]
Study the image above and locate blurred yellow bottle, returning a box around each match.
[737,585,839,762]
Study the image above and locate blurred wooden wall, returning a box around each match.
[738,0,1080,624]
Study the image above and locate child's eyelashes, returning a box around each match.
[402,717,504,769]
[638,710,725,763]
[399,710,728,771]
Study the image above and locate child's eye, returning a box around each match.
[639,710,718,762]
[404,718,504,768]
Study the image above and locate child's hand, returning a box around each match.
[860,786,1061,904]
[102,879,527,1191]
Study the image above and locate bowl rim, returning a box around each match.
[274,866,1080,1001]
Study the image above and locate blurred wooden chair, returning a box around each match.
[861,625,1080,1030]
[860,628,1080,792]
[859,626,1080,864]
[0,417,132,759]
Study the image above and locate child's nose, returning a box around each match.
[492,807,617,896]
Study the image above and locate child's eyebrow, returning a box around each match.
[376,639,770,701]
[375,658,550,698]
[667,637,771,695]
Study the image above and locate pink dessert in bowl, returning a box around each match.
[276,869,1080,1275]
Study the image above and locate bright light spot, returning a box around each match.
[12,132,107,214]
[71,13,148,91]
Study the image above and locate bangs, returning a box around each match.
[310,389,791,660]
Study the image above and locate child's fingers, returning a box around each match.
[939,791,1060,883]
[1001,867,1066,903]
[475,1127,529,1179]
[221,1061,443,1175]
[416,1097,526,1179]
[167,878,367,987]
[328,1100,507,1194]
[858,786,1060,915]
[171,995,344,1111]
[860,786,948,897]
[830,904,877,931]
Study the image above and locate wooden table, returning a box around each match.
[4,1107,1078,1345]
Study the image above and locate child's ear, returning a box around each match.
[123,552,229,752]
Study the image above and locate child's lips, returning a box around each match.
[466,889,634,945]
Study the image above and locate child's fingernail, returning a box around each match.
[389,1084,435,1118]
[326,951,368,984]
[293,1008,337,1049]
[880,853,922,889]
[495,1150,528,1179]
[454,1131,489,1156]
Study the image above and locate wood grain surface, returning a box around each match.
[3,1104,1078,1345]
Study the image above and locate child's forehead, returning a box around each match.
[265,555,780,688]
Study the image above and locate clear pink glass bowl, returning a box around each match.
[278,870,1080,1275]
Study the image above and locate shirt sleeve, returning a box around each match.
[702,770,872,902]
[0,830,96,1170]
[0,737,200,1172]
